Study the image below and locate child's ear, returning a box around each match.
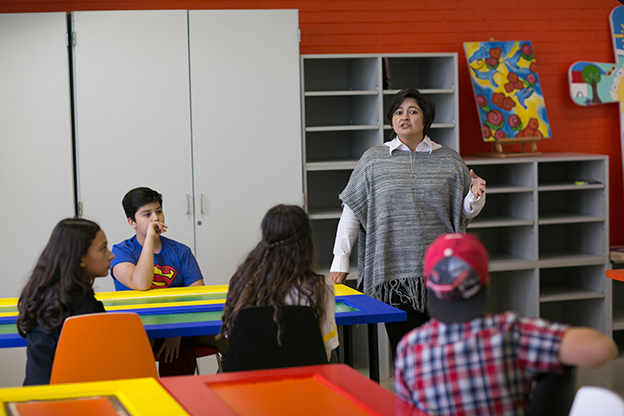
[127,217,137,229]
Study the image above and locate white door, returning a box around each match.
[0,13,75,298]
[71,10,195,291]
[0,12,74,388]
[188,10,303,284]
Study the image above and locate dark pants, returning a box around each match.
[384,297,429,361]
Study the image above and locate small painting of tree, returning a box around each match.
[582,64,602,104]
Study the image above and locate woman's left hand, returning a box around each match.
[470,169,486,198]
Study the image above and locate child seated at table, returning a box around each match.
[17,218,113,385]
[110,187,226,376]
[220,204,339,361]
[394,233,618,415]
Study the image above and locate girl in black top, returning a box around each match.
[17,218,114,385]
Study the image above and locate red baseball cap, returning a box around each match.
[424,233,489,323]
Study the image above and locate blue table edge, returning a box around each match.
[0,294,406,347]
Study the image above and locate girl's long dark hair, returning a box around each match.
[220,204,328,340]
[17,218,101,336]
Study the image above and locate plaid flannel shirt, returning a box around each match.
[394,312,568,416]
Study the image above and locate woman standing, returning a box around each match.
[329,88,486,355]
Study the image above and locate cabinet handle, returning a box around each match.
[186,194,191,215]
[200,194,205,214]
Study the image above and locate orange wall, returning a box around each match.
[3,0,623,243]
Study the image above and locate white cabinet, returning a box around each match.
[188,10,303,282]
[72,10,302,288]
[71,11,195,292]
[0,12,75,388]
[465,153,610,333]
[0,13,75,298]
[301,53,459,274]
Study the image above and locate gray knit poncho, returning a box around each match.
[340,145,472,312]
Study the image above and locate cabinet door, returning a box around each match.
[72,10,195,291]
[0,13,75,297]
[0,12,74,388]
[189,10,303,284]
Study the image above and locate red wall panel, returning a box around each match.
[3,0,622,243]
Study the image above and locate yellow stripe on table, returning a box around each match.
[0,284,361,317]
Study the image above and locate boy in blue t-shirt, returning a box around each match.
[111,187,226,375]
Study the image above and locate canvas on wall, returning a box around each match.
[568,7,624,108]
[465,40,552,142]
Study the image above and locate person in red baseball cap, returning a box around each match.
[394,232,618,416]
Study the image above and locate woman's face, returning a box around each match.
[81,230,115,281]
[392,98,425,143]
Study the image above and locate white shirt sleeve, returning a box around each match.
[329,204,360,273]
[464,190,485,219]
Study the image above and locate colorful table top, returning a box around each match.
[0,285,406,348]
[159,364,426,416]
[0,377,187,416]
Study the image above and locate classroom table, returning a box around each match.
[0,377,187,416]
[159,363,427,416]
[0,285,405,382]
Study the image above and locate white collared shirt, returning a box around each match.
[329,136,485,274]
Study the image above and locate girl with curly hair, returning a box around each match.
[17,218,114,385]
[220,204,338,360]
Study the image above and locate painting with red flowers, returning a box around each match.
[464,41,551,142]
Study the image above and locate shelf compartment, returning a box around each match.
[468,216,533,228]
[540,298,607,333]
[486,269,538,318]
[540,286,605,302]
[306,161,358,171]
[538,188,606,221]
[308,208,342,220]
[538,213,605,225]
[384,56,456,91]
[468,226,536,271]
[540,265,607,303]
[464,161,535,190]
[613,308,624,331]
[305,95,380,128]
[305,130,380,165]
[311,218,358,273]
[305,90,378,97]
[303,57,379,92]
[306,170,352,213]
[538,222,607,265]
[538,159,607,188]
[468,192,534,229]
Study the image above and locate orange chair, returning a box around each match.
[50,312,158,384]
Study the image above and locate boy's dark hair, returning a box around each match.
[386,88,436,139]
[122,187,163,221]
[17,218,100,336]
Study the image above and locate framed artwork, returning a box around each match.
[465,41,551,145]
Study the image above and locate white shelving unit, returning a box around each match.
[300,54,611,375]
[465,153,610,334]
[301,53,459,274]
[301,53,460,379]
